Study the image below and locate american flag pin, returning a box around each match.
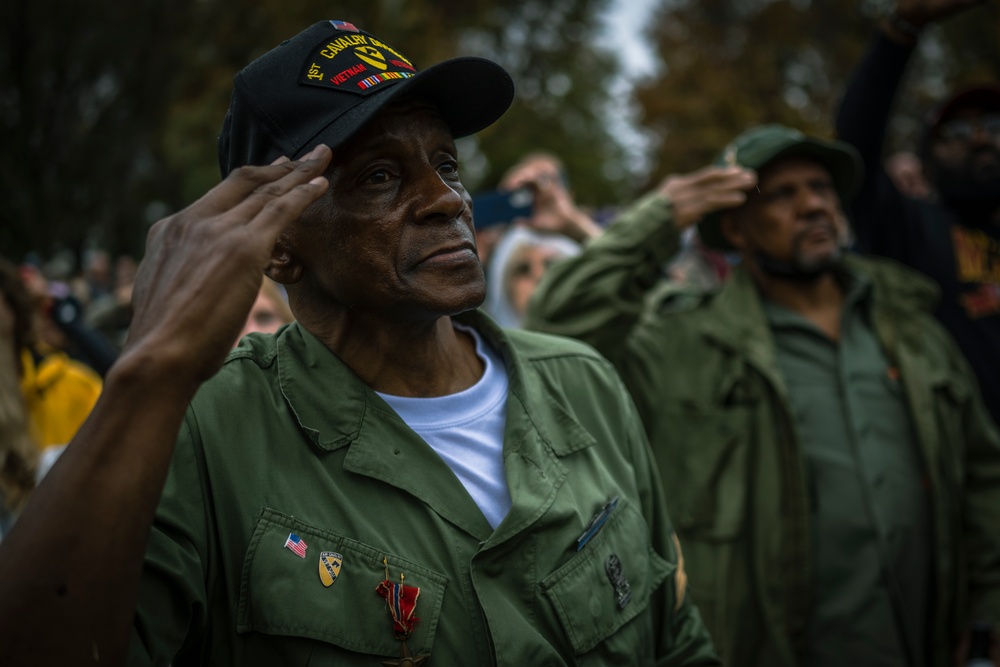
[284,532,308,558]
[329,20,359,32]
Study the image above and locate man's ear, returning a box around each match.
[719,212,746,251]
[265,236,303,285]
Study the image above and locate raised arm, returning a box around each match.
[525,167,753,361]
[0,146,332,667]
[834,0,989,256]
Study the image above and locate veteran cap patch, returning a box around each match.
[218,20,515,177]
[299,25,417,95]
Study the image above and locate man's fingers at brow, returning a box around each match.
[191,146,331,217]
[244,177,329,238]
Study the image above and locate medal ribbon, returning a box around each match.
[376,558,421,640]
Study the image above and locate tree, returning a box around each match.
[0,0,625,265]
[633,0,1000,187]
[0,0,199,261]
[457,0,627,206]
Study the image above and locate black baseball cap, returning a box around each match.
[927,83,1000,131]
[697,124,862,251]
[918,83,1000,158]
[218,20,515,177]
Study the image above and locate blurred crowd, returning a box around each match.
[1,1,999,665]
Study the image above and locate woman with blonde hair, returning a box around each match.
[0,259,39,540]
[234,276,295,346]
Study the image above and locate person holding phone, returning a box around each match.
[479,152,604,328]
[499,151,604,243]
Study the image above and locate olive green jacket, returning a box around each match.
[127,311,719,666]
[526,193,1000,667]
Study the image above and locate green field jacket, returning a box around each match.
[128,310,719,666]
[526,192,1000,667]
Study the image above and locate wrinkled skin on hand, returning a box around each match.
[123,146,332,386]
[657,166,758,231]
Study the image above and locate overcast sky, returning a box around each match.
[597,0,660,177]
[600,0,658,80]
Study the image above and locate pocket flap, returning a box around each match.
[236,509,447,657]
[541,501,671,654]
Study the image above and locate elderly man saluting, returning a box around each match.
[527,125,1000,666]
[0,20,718,667]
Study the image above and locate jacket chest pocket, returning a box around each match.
[659,403,750,540]
[236,509,447,661]
[540,500,671,663]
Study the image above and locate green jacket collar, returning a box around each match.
[693,254,938,397]
[696,263,788,398]
[273,310,588,543]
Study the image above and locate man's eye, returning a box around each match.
[366,170,389,184]
[440,160,459,176]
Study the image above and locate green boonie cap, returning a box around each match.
[697,124,863,251]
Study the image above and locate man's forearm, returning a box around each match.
[835,29,915,160]
[0,350,200,666]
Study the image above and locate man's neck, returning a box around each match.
[752,267,846,341]
[303,311,485,397]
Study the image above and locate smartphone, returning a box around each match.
[472,188,534,228]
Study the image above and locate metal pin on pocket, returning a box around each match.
[605,553,632,610]
[576,496,619,551]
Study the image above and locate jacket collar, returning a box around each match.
[695,254,936,394]
[696,264,788,396]
[274,311,583,543]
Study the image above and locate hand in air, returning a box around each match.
[123,145,332,384]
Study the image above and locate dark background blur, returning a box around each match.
[1,0,997,264]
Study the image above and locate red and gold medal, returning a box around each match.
[376,557,429,666]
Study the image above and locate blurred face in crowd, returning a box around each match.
[927,107,1000,213]
[237,280,293,343]
[723,156,847,274]
[885,151,931,200]
[503,243,563,319]
[277,99,483,324]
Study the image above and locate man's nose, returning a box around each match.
[799,187,831,214]
[413,166,466,224]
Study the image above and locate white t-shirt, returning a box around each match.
[376,325,511,529]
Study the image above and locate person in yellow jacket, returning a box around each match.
[18,346,101,449]
[1,258,101,450]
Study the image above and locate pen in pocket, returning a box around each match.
[576,496,619,551]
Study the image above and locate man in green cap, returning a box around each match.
[527,124,1000,666]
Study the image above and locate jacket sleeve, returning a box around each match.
[960,365,1000,625]
[128,414,211,665]
[524,192,682,362]
[834,30,928,260]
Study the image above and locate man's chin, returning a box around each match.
[754,247,844,282]
[797,249,844,275]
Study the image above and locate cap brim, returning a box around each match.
[928,83,1000,129]
[296,56,514,159]
[698,138,862,251]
